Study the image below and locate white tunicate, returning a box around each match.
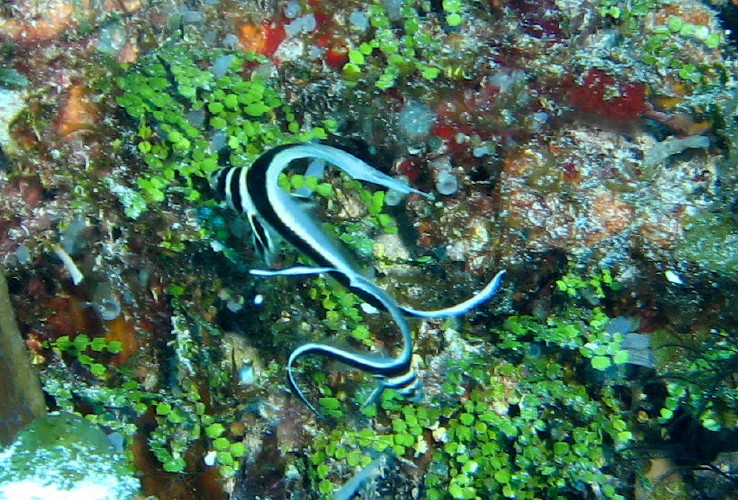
[15,245,31,265]
[285,13,317,37]
[472,145,492,158]
[226,297,244,313]
[430,155,452,172]
[96,297,121,321]
[531,111,549,132]
[238,363,256,385]
[211,54,233,78]
[436,169,459,196]
[60,217,88,254]
[428,155,459,196]
[138,269,150,287]
[211,130,227,151]
[397,101,435,141]
[384,189,407,206]
[349,11,369,30]
[382,0,404,21]
[222,33,240,49]
[694,25,710,40]
[186,109,206,127]
[301,13,317,32]
[284,0,301,19]
[107,432,125,453]
[284,19,303,37]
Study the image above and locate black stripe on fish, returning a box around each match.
[211,143,504,419]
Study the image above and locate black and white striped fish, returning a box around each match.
[211,143,505,418]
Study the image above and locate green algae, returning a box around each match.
[114,42,324,225]
[307,268,633,499]
[676,211,738,278]
[0,412,140,499]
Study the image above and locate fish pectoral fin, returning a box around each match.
[302,144,434,199]
[250,266,339,277]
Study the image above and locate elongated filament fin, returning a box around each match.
[214,143,506,419]
[401,270,506,318]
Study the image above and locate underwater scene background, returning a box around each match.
[1,0,738,498]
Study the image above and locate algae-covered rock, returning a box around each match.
[0,266,46,446]
[0,412,140,499]
[676,211,738,278]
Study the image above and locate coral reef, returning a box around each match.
[1,0,738,498]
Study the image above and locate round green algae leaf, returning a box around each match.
[442,0,462,13]
[591,355,612,371]
[342,63,362,82]
[704,33,721,49]
[667,16,683,33]
[0,412,140,499]
[348,49,365,65]
[446,13,462,27]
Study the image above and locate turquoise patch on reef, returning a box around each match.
[0,412,140,500]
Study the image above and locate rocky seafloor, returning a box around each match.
[1,0,738,498]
